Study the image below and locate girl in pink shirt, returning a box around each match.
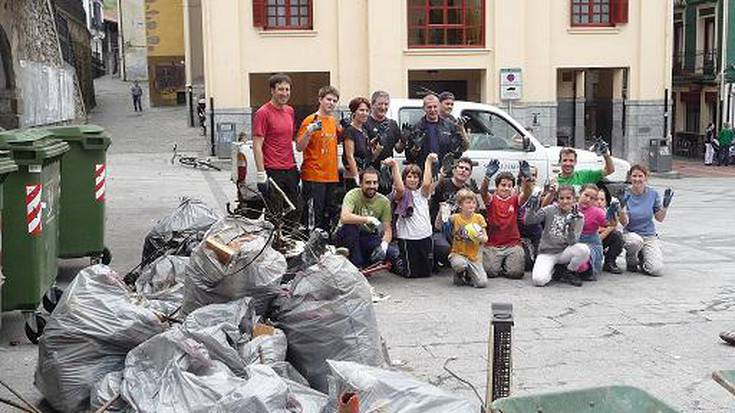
[578,184,607,278]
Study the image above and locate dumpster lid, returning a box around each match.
[0,150,18,175]
[46,124,111,148]
[46,124,105,137]
[0,129,70,162]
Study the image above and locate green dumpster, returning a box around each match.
[490,385,679,413]
[0,151,18,326]
[45,124,111,262]
[0,129,69,311]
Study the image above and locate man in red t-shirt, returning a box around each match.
[479,168,534,279]
[252,73,299,222]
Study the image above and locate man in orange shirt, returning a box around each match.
[296,85,341,231]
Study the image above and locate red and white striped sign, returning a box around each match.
[26,184,42,236]
[95,163,106,202]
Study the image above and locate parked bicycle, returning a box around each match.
[171,144,221,171]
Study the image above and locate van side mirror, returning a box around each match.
[523,136,535,152]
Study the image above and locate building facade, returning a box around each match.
[671,0,735,158]
[145,0,185,107]
[116,0,147,81]
[0,0,88,130]
[199,0,673,164]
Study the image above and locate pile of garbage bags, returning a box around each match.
[32,200,480,413]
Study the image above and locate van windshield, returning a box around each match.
[460,110,525,151]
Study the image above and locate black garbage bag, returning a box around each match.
[182,216,286,316]
[34,265,167,413]
[141,198,221,266]
[273,254,385,393]
[136,255,189,315]
[326,360,481,413]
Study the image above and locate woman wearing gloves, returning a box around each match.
[343,97,383,191]
[619,165,672,276]
[525,185,590,287]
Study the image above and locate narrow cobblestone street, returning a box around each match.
[0,76,733,412]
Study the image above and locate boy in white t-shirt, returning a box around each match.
[385,153,436,278]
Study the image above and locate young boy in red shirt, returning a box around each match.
[479,164,534,278]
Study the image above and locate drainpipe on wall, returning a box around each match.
[720,0,729,125]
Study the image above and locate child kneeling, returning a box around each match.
[525,185,590,287]
[448,189,489,288]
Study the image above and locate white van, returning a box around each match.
[234,99,630,200]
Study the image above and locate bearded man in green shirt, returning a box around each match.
[556,146,615,187]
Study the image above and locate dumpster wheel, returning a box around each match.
[24,312,47,345]
[101,247,112,265]
[91,247,112,265]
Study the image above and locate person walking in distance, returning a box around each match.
[297,85,342,231]
[130,80,143,112]
[704,122,716,166]
[251,73,300,223]
[717,122,733,166]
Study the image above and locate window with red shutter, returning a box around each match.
[407,0,485,48]
[253,0,266,27]
[263,0,313,30]
[611,0,629,24]
[571,0,613,26]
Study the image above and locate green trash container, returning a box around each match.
[0,151,18,327]
[490,385,679,413]
[45,124,111,262]
[0,129,69,311]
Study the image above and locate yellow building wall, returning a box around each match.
[146,0,185,106]
[201,0,672,108]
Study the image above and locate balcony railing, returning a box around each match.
[673,49,719,77]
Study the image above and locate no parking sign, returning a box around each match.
[500,68,523,100]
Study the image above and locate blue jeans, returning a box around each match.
[579,233,603,275]
[333,224,383,268]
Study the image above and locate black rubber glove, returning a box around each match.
[526,194,540,211]
[594,140,610,156]
[485,159,500,180]
[663,188,674,208]
[606,201,619,221]
[519,160,532,180]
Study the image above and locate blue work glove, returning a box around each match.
[525,194,540,211]
[663,188,674,208]
[485,159,500,179]
[606,201,619,221]
[519,160,532,180]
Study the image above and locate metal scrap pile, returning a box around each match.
[32,199,480,413]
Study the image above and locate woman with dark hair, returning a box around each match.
[596,186,624,274]
[343,97,382,190]
[619,164,673,276]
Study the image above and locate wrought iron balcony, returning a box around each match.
[673,49,719,78]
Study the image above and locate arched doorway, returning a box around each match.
[0,23,17,130]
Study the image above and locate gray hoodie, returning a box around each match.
[525,205,585,254]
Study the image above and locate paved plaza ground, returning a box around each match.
[0,77,733,412]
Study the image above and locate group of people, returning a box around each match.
[251,73,675,287]
[704,121,734,166]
